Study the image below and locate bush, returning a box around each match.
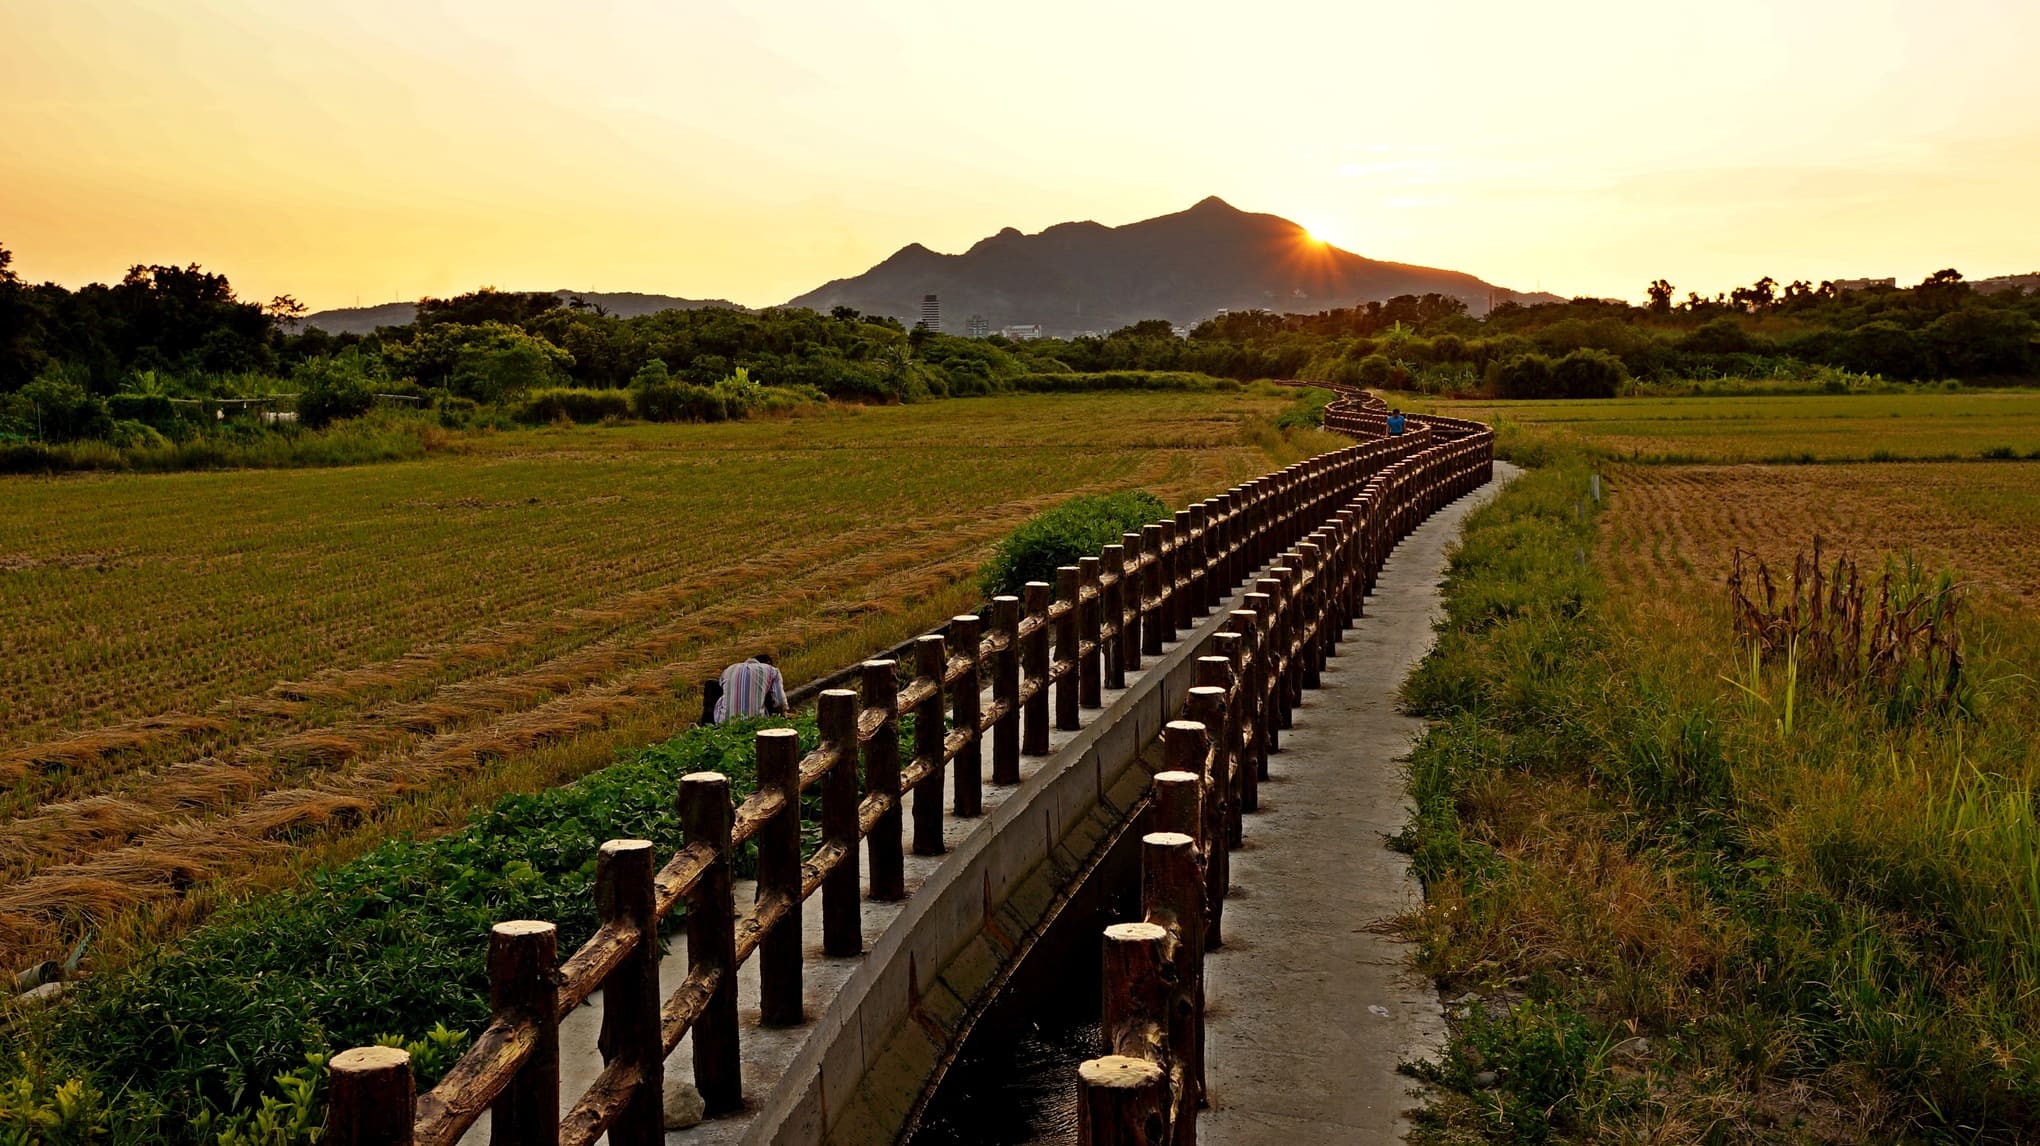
[293,351,380,429]
[979,490,1170,598]
[1488,353,1555,399]
[515,387,632,425]
[630,380,727,422]
[1550,348,1627,398]
[4,373,113,442]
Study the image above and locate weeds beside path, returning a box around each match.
[1394,453,2040,1142]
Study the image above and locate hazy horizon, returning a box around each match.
[6,1,2038,312]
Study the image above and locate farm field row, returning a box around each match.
[0,388,1333,966]
[1403,388,2040,463]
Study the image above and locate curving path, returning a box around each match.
[1198,461,1520,1144]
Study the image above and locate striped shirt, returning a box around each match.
[714,659,787,722]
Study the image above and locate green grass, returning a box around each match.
[1396,452,2040,1142]
[1400,389,2040,464]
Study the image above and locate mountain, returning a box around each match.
[784,197,1560,335]
[301,290,745,335]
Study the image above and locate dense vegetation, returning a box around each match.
[977,490,1170,597]
[1397,452,2040,1141]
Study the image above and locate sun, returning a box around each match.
[1299,222,1342,250]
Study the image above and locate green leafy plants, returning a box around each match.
[4,715,808,1142]
[977,490,1170,598]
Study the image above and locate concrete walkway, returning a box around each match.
[1200,463,1518,1145]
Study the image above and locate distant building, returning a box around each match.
[1973,273,2040,295]
[919,294,942,332]
[965,314,990,338]
[1832,277,1897,293]
[999,324,1044,341]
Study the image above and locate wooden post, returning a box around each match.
[595,839,662,1145]
[1201,500,1224,609]
[1102,921,1171,1064]
[1209,634,1247,849]
[1297,538,1330,681]
[756,727,803,1026]
[1023,582,1052,754]
[992,596,1022,784]
[861,660,904,900]
[1186,685,1229,951]
[1171,512,1197,632]
[1227,607,1269,804]
[1120,532,1145,672]
[1151,764,1202,843]
[1166,522,1183,648]
[679,773,740,1114]
[1141,831,1204,1132]
[1079,557,1104,709]
[1055,566,1081,730]
[1078,1056,1167,1146]
[952,615,983,817]
[1102,546,1127,692]
[328,1046,414,1146]
[1144,523,1172,651]
[1267,569,1299,727]
[914,634,947,856]
[489,920,560,1146]
[818,689,862,957]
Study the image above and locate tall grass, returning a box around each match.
[1396,452,2040,1141]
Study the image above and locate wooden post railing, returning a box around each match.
[331,385,1497,1146]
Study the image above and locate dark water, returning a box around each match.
[906,817,1147,1145]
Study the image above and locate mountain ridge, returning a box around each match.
[785,197,1558,334]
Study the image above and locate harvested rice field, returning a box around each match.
[0,388,1331,967]
[1406,388,2040,463]
[1599,460,2040,604]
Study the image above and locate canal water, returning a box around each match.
[904,807,1149,1145]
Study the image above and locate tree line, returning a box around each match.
[4,238,2036,452]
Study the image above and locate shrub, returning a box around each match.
[4,373,112,442]
[979,490,1170,598]
[1488,353,1556,399]
[293,351,380,429]
[515,387,632,425]
[1550,347,1627,398]
[630,380,727,422]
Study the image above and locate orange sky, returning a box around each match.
[4,1,2038,311]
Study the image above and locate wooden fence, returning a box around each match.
[327,389,1493,1146]
[1075,389,1495,1145]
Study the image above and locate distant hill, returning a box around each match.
[302,290,746,335]
[784,196,1560,336]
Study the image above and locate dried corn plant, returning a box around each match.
[1728,537,1965,719]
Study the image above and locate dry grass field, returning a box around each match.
[0,388,1332,967]
[1600,461,2040,604]
[1404,388,2040,463]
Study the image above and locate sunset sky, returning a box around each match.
[5,0,2038,312]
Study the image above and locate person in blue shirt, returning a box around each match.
[1387,410,1406,436]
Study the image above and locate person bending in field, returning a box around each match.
[714,653,787,722]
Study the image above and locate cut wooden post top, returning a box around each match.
[598,838,654,857]
[331,1045,410,1073]
[493,919,555,938]
[1105,921,1169,943]
[1079,1055,1164,1088]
